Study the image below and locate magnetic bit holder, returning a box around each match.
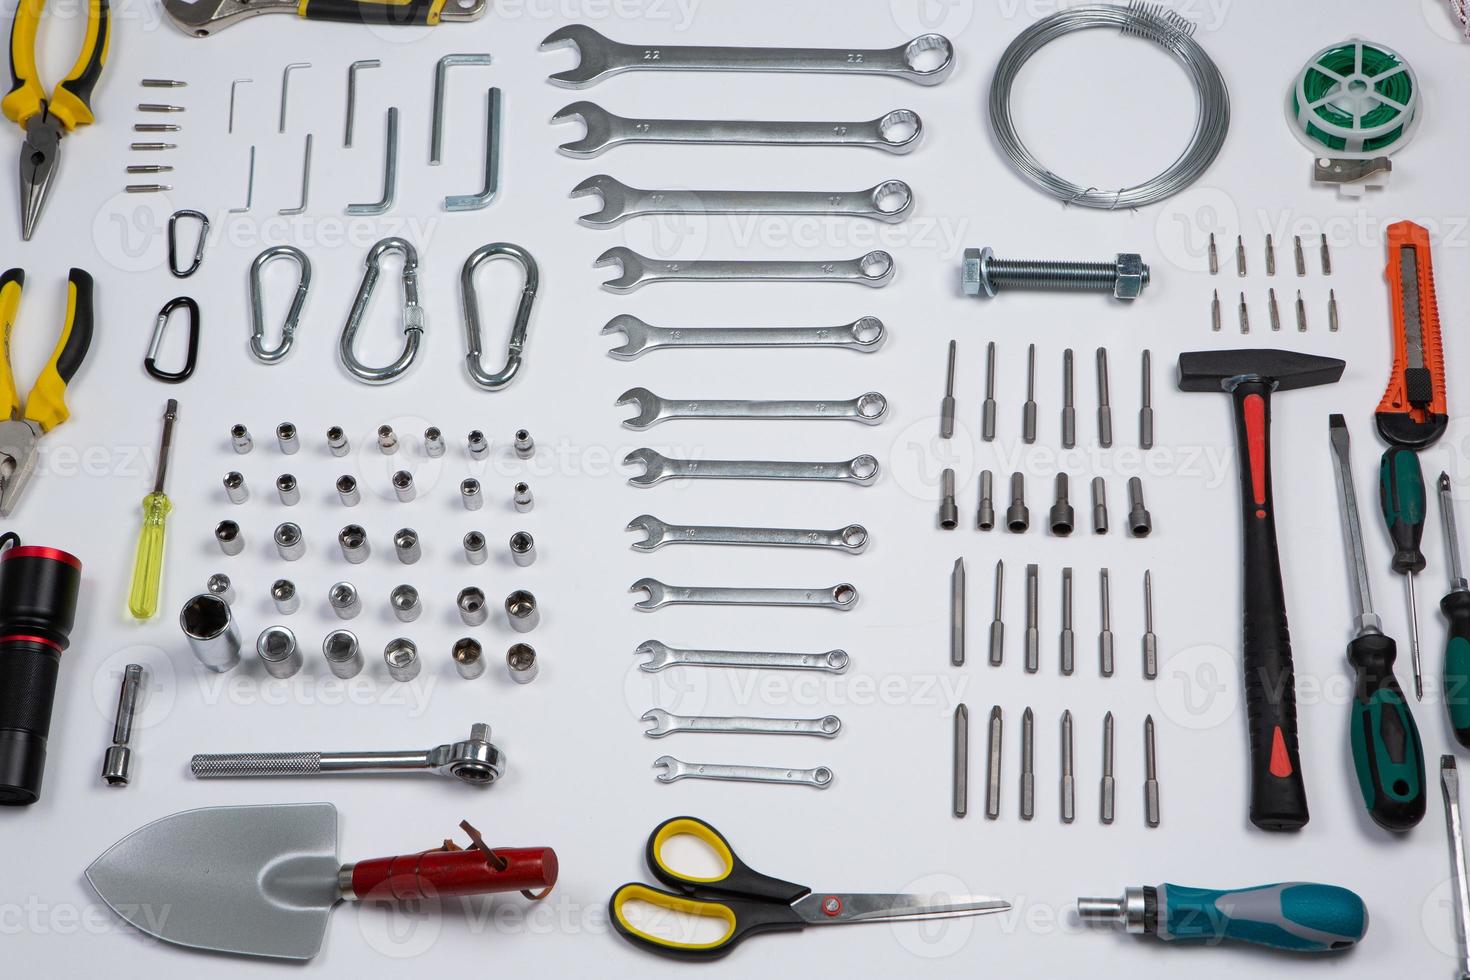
[460,242,538,390]
[248,245,312,363]
[339,237,424,385]
[144,296,200,383]
[189,723,505,785]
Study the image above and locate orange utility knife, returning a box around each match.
[1375,220,1448,448]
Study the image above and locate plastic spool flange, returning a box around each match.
[1287,37,1420,159]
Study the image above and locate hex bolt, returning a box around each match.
[230,423,253,454]
[271,578,300,615]
[102,663,144,787]
[223,471,248,504]
[390,584,421,623]
[938,468,959,530]
[276,473,300,506]
[322,629,363,679]
[377,424,398,454]
[962,247,1151,300]
[1127,477,1153,538]
[338,524,370,563]
[506,643,538,684]
[1091,476,1109,535]
[976,470,995,531]
[326,426,350,457]
[424,426,445,458]
[514,428,535,460]
[464,531,488,565]
[1006,472,1029,533]
[393,527,421,564]
[276,422,299,454]
[461,478,483,510]
[458,587,489,626]
[513,481,534,513]
[216,520,244,555]
[391,470,415,503]
[509,531,536,567]
[467,429,489,459]
[206,573,235,605]
[505,589,539,633]
[256,625,303,679]
[329,581,362,620]
[453,637,485,679]
[1049,473,1075,537]
[383,638,420,682]
[336,475,360,507]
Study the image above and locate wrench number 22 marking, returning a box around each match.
[642,49,663,62]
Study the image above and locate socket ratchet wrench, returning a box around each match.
[636,640,850,673]
[598,247,895,291]
[627,516,869,554]
[653,756,833,789]
[573,175,912,225]
[641,709,842,738]
[631,579,858,612]
[604,314,886,359]
[190,723,505,785]
[619,387,888,428]
[541,24,955,87]
[624,448,879,487]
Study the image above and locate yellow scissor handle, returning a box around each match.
[644,816,808,904]
[4,0,110,130]
[0,269,24,420]
[609,883,741,958]
[21,269,94,433]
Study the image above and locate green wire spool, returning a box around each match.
[1287,38,1420,158]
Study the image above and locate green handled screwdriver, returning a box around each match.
[1329,415,1426,832]
[127,399,177,620]
[1077,881,1367,952]
[1436,473,1470,747]
[1380,446,1428,700]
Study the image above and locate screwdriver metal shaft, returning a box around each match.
[1440,756,1470,979]
[940,340,957,439]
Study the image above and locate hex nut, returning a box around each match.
[1114,253,1148,299]
[961,246,995,297]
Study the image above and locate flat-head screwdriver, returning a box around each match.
[127,400,179,620]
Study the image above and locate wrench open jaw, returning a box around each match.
[540,24,620,87]
[595,247,651,291]
[603,314,888,359]
[570,175,633,225]
[551,102,615,157]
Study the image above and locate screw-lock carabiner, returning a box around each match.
[248,245,312,364]
[144,296,200,383]
[460,242,539,391]
[167,209,209,279]
[339,237,424,385]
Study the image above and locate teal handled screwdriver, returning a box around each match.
[1329,415,1426,832]
[1435,473,1470,747]
[1380,446,1429,700]
[1077,881,1368,952]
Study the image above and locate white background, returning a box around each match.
[6,0,1470,976]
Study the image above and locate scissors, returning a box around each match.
[608,816,1010,960]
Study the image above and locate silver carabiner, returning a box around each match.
[460,242,539,391]
[339,237,424,385]
[248,245,311,364]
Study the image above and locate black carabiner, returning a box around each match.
[167,209,209,279]
[144,296,200,383]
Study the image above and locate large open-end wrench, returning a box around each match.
[541,24,956,88]
[572,175,913,226]
[627,515,869,554]
[553,102,923,157]
[597,247,895,292]
[623,448,880,487]
[636,640,851,673]
[618,387,888,429]
[653,756,834,788]
[603,314,887,359]
[642,709,843,738]
[631,578,859,612]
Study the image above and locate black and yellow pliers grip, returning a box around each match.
[4,0,110,129]
[299,0,449,25]
[0,268,94,432]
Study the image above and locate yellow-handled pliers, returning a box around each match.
[4,0,110,240]
[0,268,94,515]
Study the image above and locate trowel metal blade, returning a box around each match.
[85,802,342,961]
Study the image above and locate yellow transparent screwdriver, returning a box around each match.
[128,399,177,619]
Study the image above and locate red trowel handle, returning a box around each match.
[347,847,558,901]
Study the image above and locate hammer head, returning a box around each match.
[1177,349,1345,393]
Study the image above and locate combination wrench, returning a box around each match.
[653,756,834,789]
[618,387,889,428]
[542,24,956,87]
[627,515,869,554]
[572,175,913,225]
[641,709,843,739]
[603,314,887,359]
[635,640,851,674]
[631,578,859,611]
[597,246,895,291]
[553,102,923,157]
[623,448,880,487]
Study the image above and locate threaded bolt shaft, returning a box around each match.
[964,247,1151,300]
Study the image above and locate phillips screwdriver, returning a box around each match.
[1380,446,1428,700]
[1328,415,1426,832]
[1077,881,1368,952]
[127,400,178,620]
[1436,473,1470,747]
